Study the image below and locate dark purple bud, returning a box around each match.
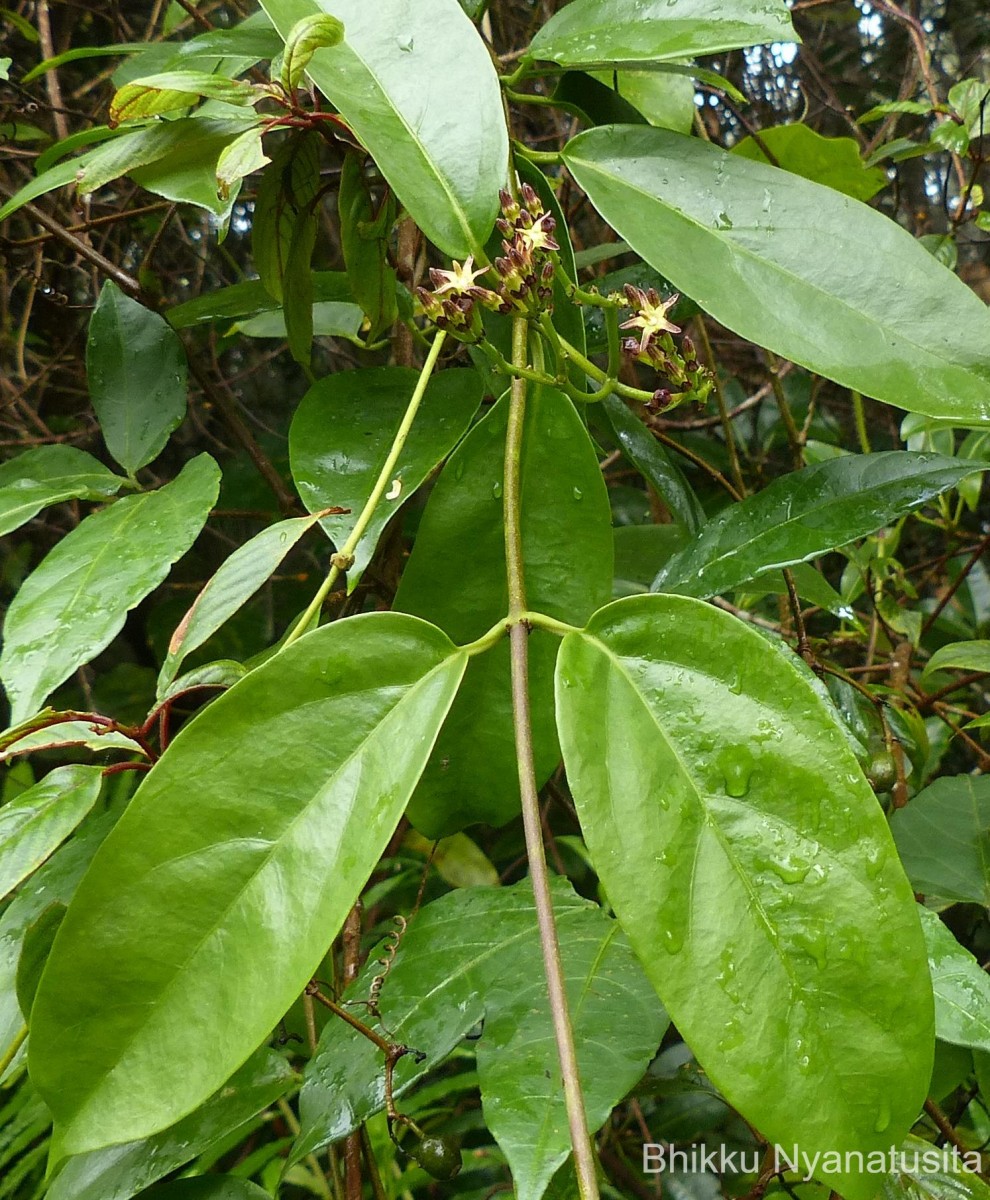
[541,261,555,282]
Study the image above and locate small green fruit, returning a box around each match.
[866,750,898,794]
[410,1134,462,1180]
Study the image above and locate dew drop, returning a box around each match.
[492,481,503,500]
[874,1097,891,1133]
[572,487,583,501]
[717,746,754,798]
[662,926,683,955]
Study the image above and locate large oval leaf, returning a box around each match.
[653,452,986,597]
[294,878,666,1200]
[529,0,796,67]
[289,366,482,590]
[0,454,221,725]
[394,386,613,835]
[258,0,507,258]
[87,282,187,476]
[29,613,466,1159]
[555,594,934,1200]
[0,445,126,538]
[563,126,990,421]
[890,776,990,906]
[919,906,990,1054]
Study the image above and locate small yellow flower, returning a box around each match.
[429,256,489,295]
[620,285,681,355]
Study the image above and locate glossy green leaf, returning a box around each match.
[395,387,613,835]
[141,1181,271,1200]
[0,720,143,764]
[289,366,482,589]
[29,613,467,1157]
[21,44,150,85]
[732,123,888,201]
[127,118,259,217]
[282,204,318,366]
[0,454,220,725]
[0,766,103,901]
[15,902,66,1018]
[555,594,934,1200]
[919,907,990,1054]
[602,393,705,533]
[563,126,990,421]
[234,299,363,341]
[653,453,986,598]
[167,272,352,328]
[891,777,990,906]
[109,72,259,125]
[591,67,695,131]
[258,0,507,258]
[0,813,117,1074]
[158,512,324,696]
[922,641,990,683]
[404,830,499,888]
[251,131,322,304]
[215,126,269,199]
[295,879,666,1195]
[880,1135,990,1200]
[46,1050,294,1200]
[87,282,187,474]
[0,445,126,537]
[280,13,344,90]
[613,524,689,593]
[529,0,796,67]
[339,151,398,341]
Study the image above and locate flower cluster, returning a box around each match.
[415,184,560,339]
[619,284,714,410]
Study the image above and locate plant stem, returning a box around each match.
[0,1025,27,1080]
[554,332,656,404]
[504,316,600,1200]
[851,390,872,454]
[283,331,447,647]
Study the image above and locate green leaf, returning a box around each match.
[167,272,352,328]
[295,879,666,1196]
[394,387,613,835]
[15,902,66,1018]
[87,282,187,474]
[0,813,117,1073]
[529,0,797,67]
[919,906,990,1054]
[0,454,220,724]
[602,393,705,533]
[613,524,689,593]
[880,1135,990,1200]
[0,719,142,764]
[20,43,148,85]
[109,72,260,125]
[890,777,990,906]
[563,126,990,421]
[258,0,508,258]
[157,512,324,695]
[215,126,269,199]
[555,594,934,1200]
[732,123,888,201]
[0,766,103,901]
[289,366,482,590]
[591,67,696,132]
[652,452,986,598]
[45,1049,295,1200]
[280,13,344,90]
[0,445,126,537]
[233,299,364,341]
[29,613,467,1157]
[922,641,990,683]
[339,151,398,341]
[858,99,934,123]
[251,131,322,304]
[116,1177,271,1199]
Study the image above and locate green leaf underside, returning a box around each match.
[157,512,324,696]
[258,0,508,258]
[87,282,187,475]
[0,446,125,538]
[45,1049,294,1200]
[295,879,666,1200]
[919,907,990,1054]
[167,272,353,328]
[289,366,483,589]
[29,613,467,1158]
[880,1135,990,1200]
[0,454,221,725]
[653,452,986,598]
[394,387,613,835]
[0,722,142,764]
[555,595,933,1200]
[891,776,990,906]
[922,640,990,682]
[563,127,990,421]
[0,766,103,900]
[529,0,797,66]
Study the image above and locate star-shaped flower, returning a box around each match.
[620,285,681,355]
[429,256,489,296]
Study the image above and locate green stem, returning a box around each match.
[277,1097,333,1200]
[283,331,447,648]
[555,332,655,404]
[695,317,745,497]
[0,1024,26,1079]
[505,316,600,1200]
[462,610,580,657]
[851,390,872,454]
